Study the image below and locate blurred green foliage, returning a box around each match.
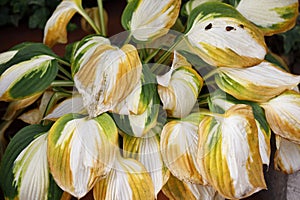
[0,0,61,29]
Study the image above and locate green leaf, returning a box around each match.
[13,61,57,98]
[28,7,50,29]
[0,124,60,200]
[28,0,45,6]
[0,42,57,75]
[224,0,241,7]
[280,25,300,54]
[265,53,289,72]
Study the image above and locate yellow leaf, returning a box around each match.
[43,0,83,47]
[197,104,266,199]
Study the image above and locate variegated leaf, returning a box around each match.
[18,91,54,124]
[71,35,110,76]
[162,174,224,200]
[236,0,299,36]
[43,0,84,47]
[208,90,271,165]
[2,93,41,121]
[121,0,181,42]
[216,61,300,102]
[0,55,58,101]
[197,104,266,199]
[161,112,205,184]
[74,44,142,118]
[183,0,223,16]
[0,42,56,75]
[275,135,300,174]
[93,153,155,200]
[44,93,86,120]
[157,52,203,118]
[47,113,118,198]
[0,125,63,200]
[112,65,156,115]
[123,125,169,197]
[0,50,18,65]
[260,90,300,144]
[13,133,50,199]
[185,2,266,68]
[113,95,159,137]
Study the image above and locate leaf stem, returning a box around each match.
[143,48,161,64]
[58,66,72,80]
[51,80,74,87]
[78,8,101,34]
[203,68,219,80]
[150,35,185,73]
[97,0,107,36]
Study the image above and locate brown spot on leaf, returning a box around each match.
[226,26,235,31]
[239,24,244,29]
[205,23,212,30]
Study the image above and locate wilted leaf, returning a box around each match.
[162,174,224,200]
[161,112,205,184]
[43,0,84,47]
[47,113,118,198]
[122,0,181,42]
[197,104,266,199]
[123,125,169,197]
[215,61,300,102]
[275,135,300,174]
[74,44,142,118]
[260,90,300,144]
[93,153,155,200]
[157,51,203,118]
[236,0,299,36]
[185,2,266,68]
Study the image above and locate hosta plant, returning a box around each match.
[0,0,300,199]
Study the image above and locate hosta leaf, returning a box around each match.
[197,104,266,199]
[71,35,110,76]
[161,113,205,184]
[215,61,300,102]
[47,113,118,198]
[2,93,41,120]
[208,90,271,165]
[0,124,63,200]
[43,0,84,47]
[123,125,169,197]
[275,136,300,174]
[112,64,157,115]
[162,174,224,200]
[260,90,300,144]
[44,93,86,120]
[185,2,266,68]
[112,93,160,137]
[93,153,155,200]
[182,0,223,16]
[121,0,181,42]
[74,44,142,118]
[0,42,56,75]
[157,52,203,118]
[265,52,290,72]
[0,55,58,101]
[18,91,54,124]
[236,0,299,36]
